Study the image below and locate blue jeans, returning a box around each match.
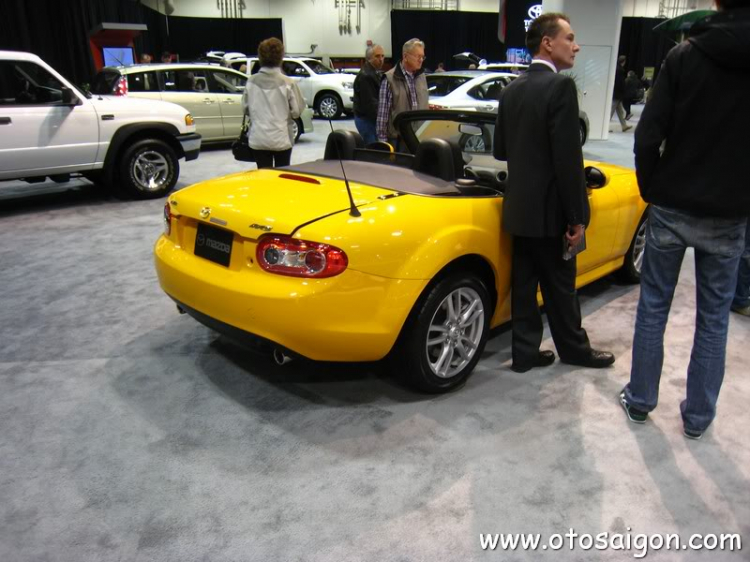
[731,223,750,309]
[354,116,377,146]
[625,206,746,432]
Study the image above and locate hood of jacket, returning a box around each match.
[688,8,750,70]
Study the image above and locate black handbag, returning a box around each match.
[232,115,255,162]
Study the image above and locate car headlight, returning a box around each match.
[343,81,354,90]
[185,114,194,126]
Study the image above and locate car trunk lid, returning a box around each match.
[169,168,389,238]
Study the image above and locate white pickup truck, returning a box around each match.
[0,51,202,199]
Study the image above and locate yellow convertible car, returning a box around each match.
[154,111,647,393]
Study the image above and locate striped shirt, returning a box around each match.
[377,63,418,141]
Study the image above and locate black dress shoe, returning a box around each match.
[511,350,556,373]
[563,349,615,369]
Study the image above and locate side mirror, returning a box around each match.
[458,124,482,136]
[61,86,80,106]
[585,166,608,189]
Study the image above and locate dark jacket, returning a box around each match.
[353,62,381,120]
[623,74,640,101]
[493,64,589,237]
[613,64,626,99]
[634,8,750,218]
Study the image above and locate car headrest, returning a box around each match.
[413,138,464,182]
[324,130,364,161]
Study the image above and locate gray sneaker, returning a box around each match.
[619,390,648,424]
[683,428,703,440]
[731,304,750,316]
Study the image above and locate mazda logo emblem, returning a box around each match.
[528,4,543,19]
[196,233,205,246]
[200,207,211,218]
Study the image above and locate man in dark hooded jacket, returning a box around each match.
[620,0,750,440]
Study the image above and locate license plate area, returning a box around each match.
[194,222,233,267]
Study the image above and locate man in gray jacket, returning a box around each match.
[376,38,429,150]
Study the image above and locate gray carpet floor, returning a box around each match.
[1,106,748,561]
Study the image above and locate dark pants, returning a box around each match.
[255,148,292,169]
[354,116,378,146]
[623,98,632,117]
[511,235,591,366]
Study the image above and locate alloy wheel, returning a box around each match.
[425,287,485,379]
[132,150,170,192]
[319,96,339,119]
[632,218,648,274]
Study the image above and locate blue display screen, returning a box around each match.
[103,47,135,67]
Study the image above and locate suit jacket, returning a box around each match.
[493,63,589,238]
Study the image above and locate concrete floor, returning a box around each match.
[1,106,748,561]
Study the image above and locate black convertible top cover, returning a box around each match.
[284,160,460,196]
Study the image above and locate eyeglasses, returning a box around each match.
[407,53,426,62]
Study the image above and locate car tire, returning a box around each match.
[393,273,491,393]
[620,208,649,283]
[579,120,587,146]
[117,138,179,199]
[292,118,303,143]
[315,92,343,120]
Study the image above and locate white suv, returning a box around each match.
[0,51,201,199]
[232,57,354,119]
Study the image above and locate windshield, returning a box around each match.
[426,75,472,97]
[304,61,335,75]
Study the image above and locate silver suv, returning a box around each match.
[92,63,314,143]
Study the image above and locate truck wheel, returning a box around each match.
[315,93,343,119]
[118,138,179,199]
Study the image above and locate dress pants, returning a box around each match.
[511,235,592,366]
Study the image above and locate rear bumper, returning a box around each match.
[177,133,202,161]
[154,234,426,362]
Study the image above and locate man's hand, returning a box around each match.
[566,224,585,247]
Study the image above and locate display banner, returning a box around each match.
[504,0,543,49]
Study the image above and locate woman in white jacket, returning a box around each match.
[241,38,305,169]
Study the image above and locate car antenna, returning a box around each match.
[328,120,361,217]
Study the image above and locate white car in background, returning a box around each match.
[231,57,354,119]
[91,63,314,143]
[0,50,201,199]
[427,71,516,113]
[478,62,529,74]
[428,70,590,146]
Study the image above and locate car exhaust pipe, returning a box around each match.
[273,348,293,366]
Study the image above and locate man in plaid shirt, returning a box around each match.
[377,38,429,150]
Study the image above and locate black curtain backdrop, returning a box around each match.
[618,17,674,81]
[391,10,505,71]
[163,17,282,62]
[0,0,280,87]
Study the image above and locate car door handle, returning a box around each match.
[483,105,494,111]
[0,117,11,125]
[222,99,236,104]
[203,98,216,104]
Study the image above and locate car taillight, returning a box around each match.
[256,235,348,278]
[115,75,128,96]
[163,202,172,235]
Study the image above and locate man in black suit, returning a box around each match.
[493,12,615,373]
